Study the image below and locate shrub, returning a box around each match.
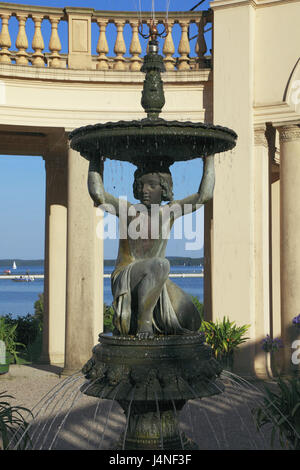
[252,376,300,450]
[2,313,41,349]
[199,316,250,360]
[1,314,40,350]
[104,303,114,333]
[0,317,25,364]
[34,293,44,327]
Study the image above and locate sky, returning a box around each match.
[0,0,210,260]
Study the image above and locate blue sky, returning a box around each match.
[0,0,210,260]
[1,1,210,11]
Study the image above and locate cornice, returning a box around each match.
[211,0,257,10]
[254,101,300,126]
[0,64,211,85]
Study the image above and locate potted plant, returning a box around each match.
[252,376,300,450]
[200,316,250,371]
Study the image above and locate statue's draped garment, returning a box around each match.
[110,202,189,335]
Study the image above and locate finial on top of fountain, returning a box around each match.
[139,19,168,119]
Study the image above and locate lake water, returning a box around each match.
[0,263,204,318]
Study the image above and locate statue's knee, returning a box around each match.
[152,258,170,279]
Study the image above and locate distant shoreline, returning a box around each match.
[0,259,44,267]
[0,256,204,267]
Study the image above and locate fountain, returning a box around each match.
[68,19,237,450]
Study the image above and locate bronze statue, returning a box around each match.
[88,155,215,338]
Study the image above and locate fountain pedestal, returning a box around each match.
[82,332,223,450]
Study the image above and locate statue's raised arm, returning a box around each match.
[170,155,215,216]
[87,154,131,216]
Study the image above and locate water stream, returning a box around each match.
[7,369,297,450]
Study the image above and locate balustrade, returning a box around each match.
[0,3,212,71]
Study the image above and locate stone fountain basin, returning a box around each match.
[82,333,224,403]
[69,118,237,166]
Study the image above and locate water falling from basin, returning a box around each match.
[5,368,294,450]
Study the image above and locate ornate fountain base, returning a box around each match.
[82,332,223,450]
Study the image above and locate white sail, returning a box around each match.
[12,261,17,269]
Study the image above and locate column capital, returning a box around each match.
[278,124,300,144]
[254,124,268,147]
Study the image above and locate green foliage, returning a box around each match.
[0,317,25,364]
[252,376,300,450]
[0,294,44,363]
[33,293,44,327]
[1,314,40,349]
[104,303,114,333]
[199,316,250,360]
[0,391,33,450]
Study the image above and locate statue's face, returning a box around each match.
[137,173,162,207]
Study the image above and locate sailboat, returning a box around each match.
[12,261,17,270]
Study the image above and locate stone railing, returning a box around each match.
[0,3,212,71]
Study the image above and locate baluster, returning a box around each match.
[96,19,109,70]
[32,15,45,67]
[49,16,62,68]
[16,14,29,65]
[129,20,141,72]
[162,21,175,71]
[0,14,12,64]
[195,16,207,69]
[177,20,190,71]
[113,20,126,71]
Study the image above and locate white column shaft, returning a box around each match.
[63,147,103,375]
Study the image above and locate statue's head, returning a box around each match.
[133,165,174,206]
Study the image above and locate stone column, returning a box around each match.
[271,174,281,339]
[211,0,256,375]
[204,200,213,321]
[41,152,67,365]
[62,145,103,375]
[278,124,300,374]
[253,125,271,378]
[269,125,281,342]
